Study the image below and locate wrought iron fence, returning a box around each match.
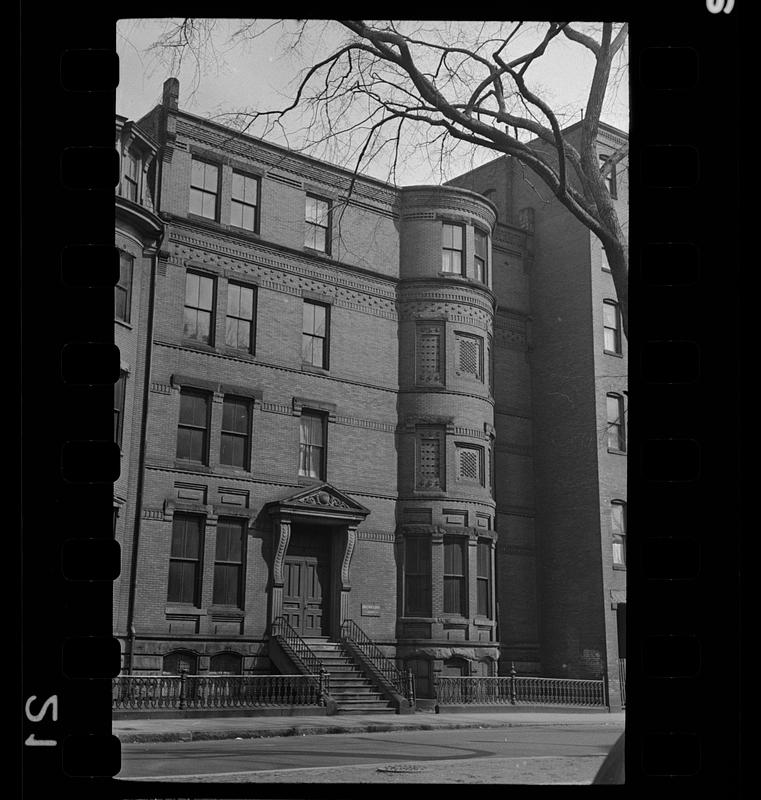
[340,619,415,704]
[112,674,324,711]
[436,674,606,708]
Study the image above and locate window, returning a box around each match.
[603,300,622,354]
[442,223,464,273]
[114,371,126,448]
[405,537,431,616]
[305,195,331,253]
[299,411,326,479]
[184,272,215,344]
[163,650,198,675]
[220,396,251,468]
[477,539,492,617]
[302,300,329,369]
[225,282,256,353]
[122,149,140,202]
[415,324,443,385]
[231,172,259,231]
[167,514,204,604]
[474,228,488,283]
[189,159,219,219]
[115,251,133,323]
[417,429,443,490]
[487,335,494,395]
[606,393,626,452]
[213,519,245,606]
[209,652,242,674]
[456,333,483,381]
[600,154,617,199]
[611,501,627,568]
[177,390,210,462]
[443,537,466,615]
[457,445,484,485]
[601,245,610,272]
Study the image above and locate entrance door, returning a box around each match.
[282,530,331,636]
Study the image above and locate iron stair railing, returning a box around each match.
[340,618,415,706]
[270,616,330,701]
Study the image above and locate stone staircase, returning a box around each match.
[302,637,396,714]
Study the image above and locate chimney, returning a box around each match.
[162,77,179,110]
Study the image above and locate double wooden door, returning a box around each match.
[282,531,331,636]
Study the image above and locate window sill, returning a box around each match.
[181,339,217,353]
[216,463,251,477]
[612,564,627,571]
[165,605,204,615]
[222,347,256,361]
[603,350,624,358]
[208,605,245,616]
[188,211,219,225]
[301,362,330,375]
[297,476,325,486]
[474,616,495,626]
[304,245,331,258]
[115,318,133,331]
[174,460,213,473]
[607,448,627,456]
[441,616,469,625]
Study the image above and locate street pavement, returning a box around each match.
[116,719,626,784]
[114,708,625,744]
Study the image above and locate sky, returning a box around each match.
[116,19,629,186]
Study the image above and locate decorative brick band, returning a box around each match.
[357,530,396,543]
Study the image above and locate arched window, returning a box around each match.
[162,650,198,675]
[209,652,242,674]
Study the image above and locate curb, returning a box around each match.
[117,717,625,744]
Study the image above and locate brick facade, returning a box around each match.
[115,80,626,708]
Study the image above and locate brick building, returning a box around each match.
[114,78,626,709]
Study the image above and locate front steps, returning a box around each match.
[302,637,396,714]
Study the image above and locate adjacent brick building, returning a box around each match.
[114,78,626,708]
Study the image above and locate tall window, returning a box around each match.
[405,537,431,616]
[299,411,326,479]
[231,172,259,231]
[184,272,215,344]
[305,195,331,253]
[302,300,329,369]
[167,514,204,604]
[474,228,488,283]
[611,501,627,568]
[114,372,126,448]
[443,537,466,615]
[600,155,617,199]
[477,540,492,617]
[213,518,245,606]
[442,223,464,273]
[177,390,210,463]
[115,251,133,323]
[189,159,219,219]
[606,393,626,452]
[225,282,256,353]
[122,149,140,202]
[220,396,251,468]
[603,300,622,354]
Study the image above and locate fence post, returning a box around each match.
[406,667,415,707]
[509,662,517,705]
[179,668,188,710]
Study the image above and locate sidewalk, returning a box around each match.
[115,708,625,744]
